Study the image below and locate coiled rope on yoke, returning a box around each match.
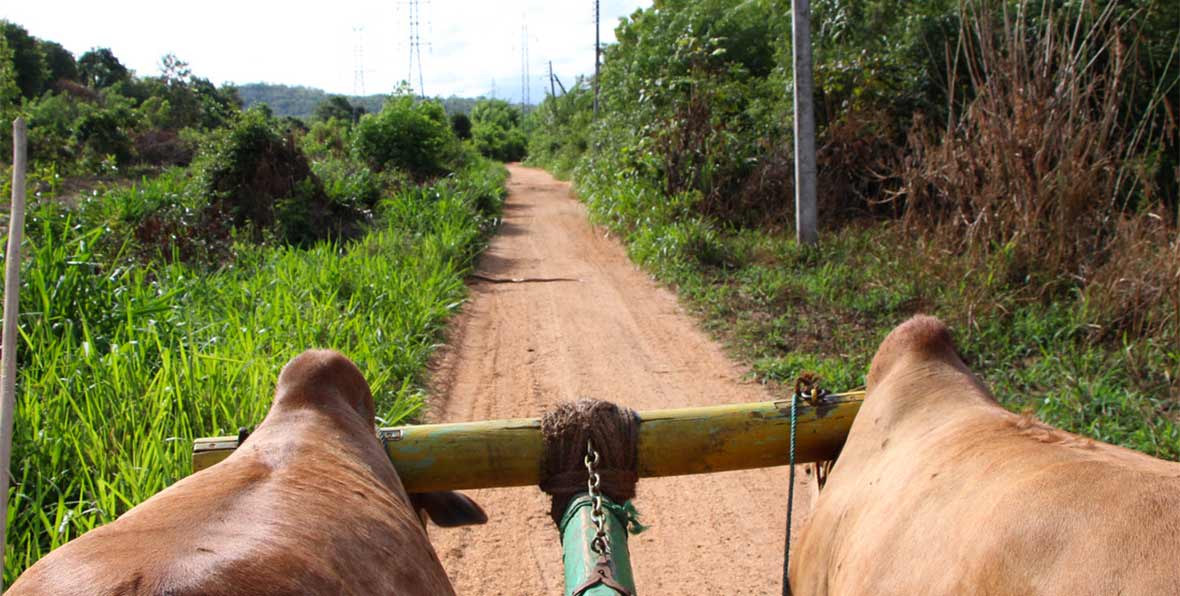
[539,398,640,526]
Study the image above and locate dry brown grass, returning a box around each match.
[898,0,1178,341]
[1082,211,1180,343]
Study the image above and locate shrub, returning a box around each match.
[352,93,460,179]
[525,82,595,178]
[195,107,361,246]
[301,117,350,160]
[450,112,472,140]
[73,100,134,166]
[470,99,526,162]
[312,155,390,210]
[25,93,81,164]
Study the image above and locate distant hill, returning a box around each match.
[236,83,482,119]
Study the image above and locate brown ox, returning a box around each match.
[9,350,485,596]
[791,316,1180,596]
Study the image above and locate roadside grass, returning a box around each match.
[3,158,506,582]
[573,173,1179,462]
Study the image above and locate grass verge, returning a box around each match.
[571,167,1179,462]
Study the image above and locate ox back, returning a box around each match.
[9,350,477,596]
[791,316,1180,596]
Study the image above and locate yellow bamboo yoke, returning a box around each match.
[191,394,862,492]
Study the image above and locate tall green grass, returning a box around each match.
[2,158,506,582]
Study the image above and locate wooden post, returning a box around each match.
[792,0,818,245]
[0,118,29,591]
[193,396,862,491]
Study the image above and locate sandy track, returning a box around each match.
[427,165,812,594]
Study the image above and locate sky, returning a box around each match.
[1,0,652,101]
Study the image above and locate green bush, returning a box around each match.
[22,90,137,170]
[450,112,472,140]
[194,107,361,246]
[312,155,401,211]
[351,92,460,178]
[525,82,594,177]
[470,99,526,162]
[301,117,351,160]
[73,99,134,165]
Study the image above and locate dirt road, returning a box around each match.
[428,165,812,594]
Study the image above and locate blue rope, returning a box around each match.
[782,390,798,596]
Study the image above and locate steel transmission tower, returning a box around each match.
[353,26,366,95]
[406,0,428,95]
[521,22,530,115]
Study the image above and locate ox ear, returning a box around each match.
[410,491,488,528]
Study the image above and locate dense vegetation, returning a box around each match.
[1,24,239,174]
[469,99,528,162]
[0,21,509,581]
[528,0,1179,458]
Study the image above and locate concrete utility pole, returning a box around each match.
[593,0,600,117]
[549,60,557,98]
[792,0,817,245]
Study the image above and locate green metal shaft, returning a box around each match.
[560,494,636,595]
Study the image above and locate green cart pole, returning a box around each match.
[560,494,637,595]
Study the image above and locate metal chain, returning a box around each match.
[584,438,610,556]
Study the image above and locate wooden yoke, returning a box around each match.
[191,396,861,492]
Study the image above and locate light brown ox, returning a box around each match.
[9,349,485,596]
[791,315,1180,596]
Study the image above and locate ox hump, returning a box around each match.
[273,349,376,423]
[867,315,963,389]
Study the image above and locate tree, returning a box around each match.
[450,112,472,139]
[314,95,363,123]
[352,93,460,178]
[39,40,77,83]
[159,53,191,85]
[78,48,129,88]
[0,20,48,99]
[0,35,20,109]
